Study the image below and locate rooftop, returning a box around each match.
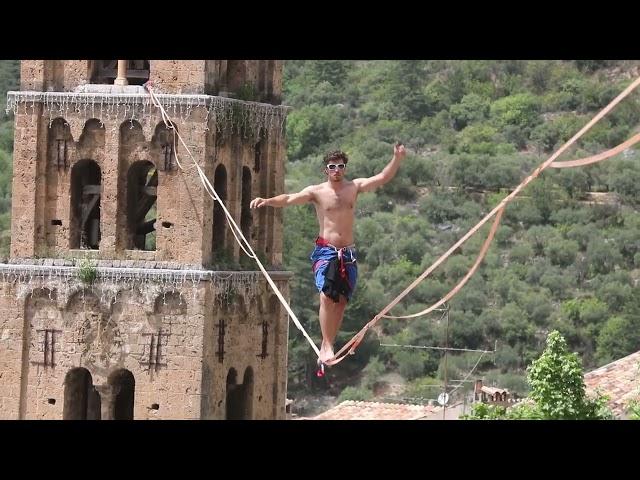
[309,400,443,421]
[584,350,640,418]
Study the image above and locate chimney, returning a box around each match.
[474,379,483,395]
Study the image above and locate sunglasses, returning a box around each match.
[326,164,346,171]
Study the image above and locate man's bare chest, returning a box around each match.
[318,187,357,213]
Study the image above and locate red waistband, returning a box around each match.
[315,236,355,249]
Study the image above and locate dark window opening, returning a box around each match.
[63,368,101,420]
[152,123,178,172]
[127,161,157,251]
[243,367,254,420]
[70,159,101,250]
[162,143,175,171]
[258,320,269,359]
[226,368,240,419]
[216,318,226,363]
[51,219,62,226]
[241,167,252,240]
[91,60,150,85]
[108,369,135,420]
[57,139,69,169]
[48,118,72,171]
[226,367,254,420]
[254,142,261,173]
[212,165,228,260]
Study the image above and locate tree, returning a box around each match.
[393,349,428,380]
[575,60,613,72]
[527,331,611,419]
[490,93,540,130]
[372,61,429,122]
[509,243,534,264]
[465,331,612,419]
[596,315,640,364]
[586,237,623,276]
[545,238,579,267]
[454,125,499,156]
[529,177,558,224]
[449,93,490,130]
[555,169,590,199]
[308,60,351,87]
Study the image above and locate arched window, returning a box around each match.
[63,368,100,420]
[48,117,72,170]
[212,165,228,260]
[108,369,135,420]
[242,367,254,420]
[241,167,252,240]
[127,160,157,250]
[226,368,240,420]
[70,159,101,249]
[225,367,254,420]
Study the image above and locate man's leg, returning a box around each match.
[318,292,348,363]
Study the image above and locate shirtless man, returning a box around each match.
[250,144,406,363]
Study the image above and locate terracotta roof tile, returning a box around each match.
[481,386,509,395]
[584,350,640,418]
[310,400,442,420]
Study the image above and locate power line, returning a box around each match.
[378,304,498,418]
[448,351,487,397]
[380,343,496,354]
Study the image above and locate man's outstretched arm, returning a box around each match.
[354,143,406,193]
[250,185,315,209]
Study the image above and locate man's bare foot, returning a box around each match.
[319,343,335,363]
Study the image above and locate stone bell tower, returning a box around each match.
[0,60,291,419]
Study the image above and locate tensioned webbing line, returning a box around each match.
[144,83,322,358]
[144,76,640,368]
[323,75,640,366]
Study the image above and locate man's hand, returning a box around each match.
[250,197,268,209]
[354,142,406,193]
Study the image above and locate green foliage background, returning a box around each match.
[281,60,640,406]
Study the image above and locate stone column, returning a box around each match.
[96,384,121,420]
[114,60,128,86]
[100,120,120,255]
[10,108,43,258]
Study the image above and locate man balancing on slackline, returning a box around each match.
[250,143,406,368]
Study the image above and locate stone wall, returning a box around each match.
[18,61,283,100]
[8,96,286,266]
[0,266,290,420]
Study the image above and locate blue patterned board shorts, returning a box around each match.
[310,245,358,301]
